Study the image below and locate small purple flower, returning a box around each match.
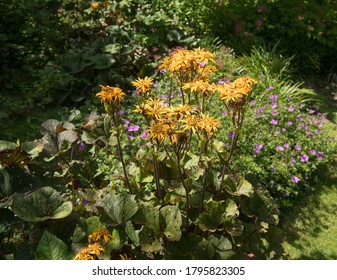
[291,176,300,183]
[288,105,295,112]
[250,99,256,105]
[317,152,324,161]
[287,121,293,126]
[307,132,314,137]
[223,111,228,117]
[284,143,290,148]
[128,125,140,132]
[310,149,316,155]
[282,128,286,132]
[270,103,277,109]
[269,94,278,101]
[300,154,309,162]
[259,106,266,113]
[295,145,301,151]
[276,145,284,151]
[267,87,275,92]
[272,111,277,116]
[124,119,130,125]
[161,94,167,99]
[128,135,134,140]
[270,119,278,125]
[82,199,89,206]
[218,80,225,85]
[254,144,264,154]
[275,130,280,135]
[79,142,86,152]
[118,110,124,116]
[309,109,315,114]
[140,130,148,139]
[227,131,234,138]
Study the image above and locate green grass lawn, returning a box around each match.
[282,158,337,259]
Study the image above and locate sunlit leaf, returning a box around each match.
[12,187,73,222]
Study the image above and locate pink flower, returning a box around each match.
[300,154,309,162]
[292,176,300,183]
[270,119,278,125]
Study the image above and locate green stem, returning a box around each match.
[175,150,190,233]
[112,111,132,194]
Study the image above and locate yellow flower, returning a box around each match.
[172,104,193,119]
[199,113,221,135]
[119,253,132,260]
[96,85,126,104]
[216,76,258,102]
[147,121,170,143]
[87,243,105,256]
[74,248,95,260]
[131,76,154,94]
[143,97,171,120]
[159,48,215,78]
[91,2,99,9]
[88,228,113,244]
[180,113,201,134]
[182,80,214,98]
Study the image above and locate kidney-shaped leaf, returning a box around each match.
[12,187,73,222]
[102,193,138,226]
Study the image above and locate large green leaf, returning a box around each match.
[198,200,227,232]
[133,205,160,234]
[12,187,73,222]
[207,235,233,260]
[35,231,71,260]
[102,193,138,226]
[160,205,182,241]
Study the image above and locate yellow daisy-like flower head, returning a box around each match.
[147,121,170,143]
[182,80,214,98]
[143,97,171,120]
[88,228,113,244]
[131,76,154,95]
[96,85,125,104]
[74,248,95,260]
[199,113,221,135]
[180,113,201,134]
[87,243,105,256]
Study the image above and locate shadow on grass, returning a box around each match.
[282,160,337,260]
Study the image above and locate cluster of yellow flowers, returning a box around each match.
[95,48,257,144]
[216,76,258,103]
[159,48,216,81]
[74,228,112,260]
[96,85,126,105]
[133,97,220,144]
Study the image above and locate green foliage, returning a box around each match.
[176,0,337,74]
